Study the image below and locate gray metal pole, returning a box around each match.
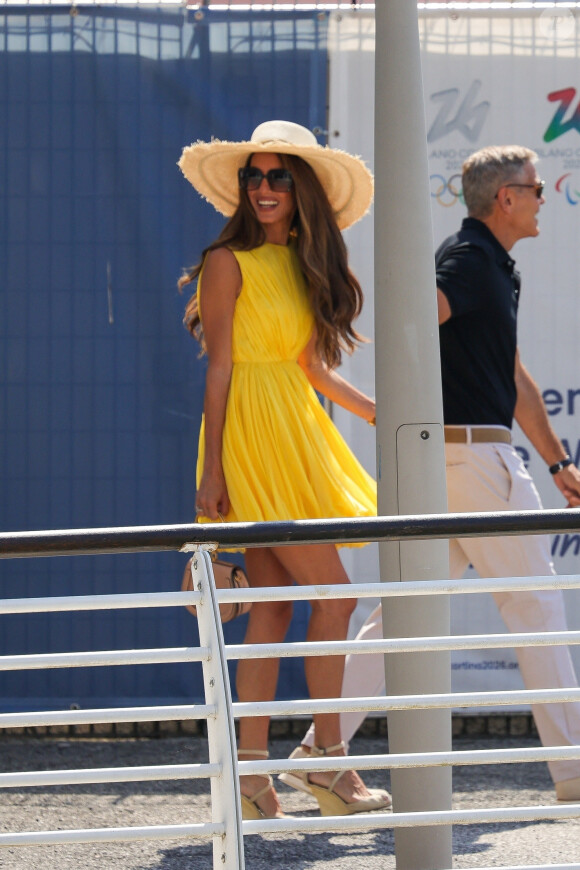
[374,2,453,868]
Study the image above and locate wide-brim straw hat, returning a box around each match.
[178,119,373,231]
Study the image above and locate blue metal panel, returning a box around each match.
[0,6,328,710]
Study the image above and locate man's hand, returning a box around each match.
[553,464,580,508]
[514,351,580,508]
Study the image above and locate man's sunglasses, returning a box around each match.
[496,180,545,199]
[238,166,294,193]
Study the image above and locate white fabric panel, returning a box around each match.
[329,9,580,700]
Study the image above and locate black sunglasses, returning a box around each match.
[496,180,545,199]
[238,166,294,193]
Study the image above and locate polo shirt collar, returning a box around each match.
[461,217,516,271]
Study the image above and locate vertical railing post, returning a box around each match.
[374,1,453,868]
[188,547,245,870]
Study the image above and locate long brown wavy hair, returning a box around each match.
[178,153,365,368]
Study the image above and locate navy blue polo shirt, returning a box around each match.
[435,218,520,429]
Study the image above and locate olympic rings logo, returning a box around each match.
[430,173,464,207]
[555,173,580,205]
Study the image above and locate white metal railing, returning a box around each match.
[1,519,580,869]
[2,2,579,9]
[0,546,245,868]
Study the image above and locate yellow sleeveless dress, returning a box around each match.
[196,242,375,541]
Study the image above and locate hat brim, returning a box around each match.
[178,139,373,231]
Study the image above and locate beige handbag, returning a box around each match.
[181,556,252,623]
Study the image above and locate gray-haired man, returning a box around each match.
[283,146,580,803]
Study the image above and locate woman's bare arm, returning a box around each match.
[298,329,375,424]
[195,248,241,518]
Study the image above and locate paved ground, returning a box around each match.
[1,734,580,869]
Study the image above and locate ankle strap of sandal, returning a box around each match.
[311,740,346,756]
[238,748,269,758]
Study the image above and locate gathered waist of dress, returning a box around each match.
[233,358,298,366]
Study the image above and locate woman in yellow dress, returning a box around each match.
[178,120,390,820]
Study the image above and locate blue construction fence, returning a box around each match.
[0,5,328,711]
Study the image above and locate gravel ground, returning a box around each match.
[1,734,579,869]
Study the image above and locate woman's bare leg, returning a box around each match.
[272,543,375,803]
[301,603,385,749]
[236,547,293,816]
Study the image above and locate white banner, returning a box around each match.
[331,8,580,704]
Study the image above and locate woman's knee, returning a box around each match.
[249,599,293,637]
[311,595,356,624]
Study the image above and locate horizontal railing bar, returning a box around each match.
[0,742,577,796]
[233,687,580,717]
[242,803,580,835]
[2,804,580,848]
[468,865,580,870]
[0,591,200,615]
[2,574,580,617]
[0,647,211,671]
[3,628,579,672]
[239,744,580,776]
[0,822,224,847]
[0,704,216,729]
[0,508,579,558]
[3,686,579,730]
[215,572,580,601]
[230,573,580,599]
[3,745,579,792]
[227,630,580,660]
[0,762,220,789]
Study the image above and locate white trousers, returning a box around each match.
[303,442,580,784]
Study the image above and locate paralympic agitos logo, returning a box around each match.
[555,173,580,205]
[544,88,580,142]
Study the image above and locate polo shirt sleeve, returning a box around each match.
[436,243,490,318]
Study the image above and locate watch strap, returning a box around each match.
[549,456,573,475]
